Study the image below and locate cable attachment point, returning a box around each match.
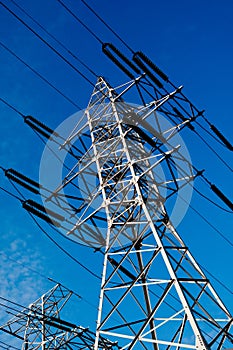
[210,124,233,151]
[210,184,233,211]
[195,169,205,178]
[24,115,58,139]
[102,43,139,79]
[22,199,65,226]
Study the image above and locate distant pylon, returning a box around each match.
[0,283,118,349]
[54,77,232,349]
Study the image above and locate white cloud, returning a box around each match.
[0,232,48,346]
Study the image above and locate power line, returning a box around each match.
[0,165,102,282]
[1,94,232,242]
[200,264,233,296]
[194,129,233,172]
[76,0,233,162]
[193,185,233,214]
[0,185,22,202]
[80,0,133,53]
[2,88,232,215]
[6,0,230,177]
[0,181,232,342]
[0,340,19,350]
[57,0,103,45]
[2,0,231,176]
[0,249,102,317]
[0,250,49,281]
[0,97,24,118]
[0,1,96,88]
[181,192,233,248]
[0,41,82,110]
[8,180,102,281]
[0,23,232,318]
[9,0,98,78]
[1,175,233,297]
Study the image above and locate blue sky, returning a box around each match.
[0,0,232,346]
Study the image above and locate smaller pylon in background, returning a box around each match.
[0,283,118,349]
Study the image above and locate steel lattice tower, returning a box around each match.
[0,283,117,349]
[47,76,233,350]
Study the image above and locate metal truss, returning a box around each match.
[0,283,118,349]
[47,77,232,349]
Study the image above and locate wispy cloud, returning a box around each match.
[0,230,48,346]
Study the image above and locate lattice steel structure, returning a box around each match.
[46,77,233,350]
[0,283,118,349]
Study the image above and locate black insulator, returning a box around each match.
[132,54,163,88]
[126,120,166,146]
[135,51,169,82]
[210,124,233,151]
[49,315,77,329]
[25,199,65,221]
[41,319,71,332]
[24,116,58,136]
[124,111,166,144]
[108,257,136,280]
[106,43,141,74]
[211,184,233,211]
[172,107,187,122]
[102,43,135,80]
[6,168,40,188]
[172,107,195,131]
[22,201,61,227]
[5,173,39,195]
[25,120,51,139]
[128,124,158,149]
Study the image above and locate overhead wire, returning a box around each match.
[3,166,232,304]
[0,252,121,340]
[0,181,233,347]
[1,164,233,302]
[5,0,230,177]
[0,248,107,327]
[5,165,108,260]
[200,264,233,296]
[28,215,102,282]
[1,95,232,247]
[193,185,233,213]
[76,0,233,157]
[1,166,233,295]
[0,41,82,110]
[193,128,233,172]
[195,119,226,148]
[8,0,98,79]
[0,95,227,211]
[0,185,22,202]
[0,340,20,350]
[179,189,233,248]
[2,0,231,182]
[57,0,103,45]
[0,250,50,281]
[0,295,122,350]
[0,1,96,88]
[79,0,133,53]
[52,0,233,186]
[7,179,102,281]
[0,2,232,330]
[1,67,232,216]
[0,171,103,288]
[0,6,231,350]
[0,97,24,118]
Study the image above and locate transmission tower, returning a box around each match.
[44,76,232,350]
[0,283,118,349]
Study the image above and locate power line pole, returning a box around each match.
[55,77,232,349]
[0,284,117,349]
